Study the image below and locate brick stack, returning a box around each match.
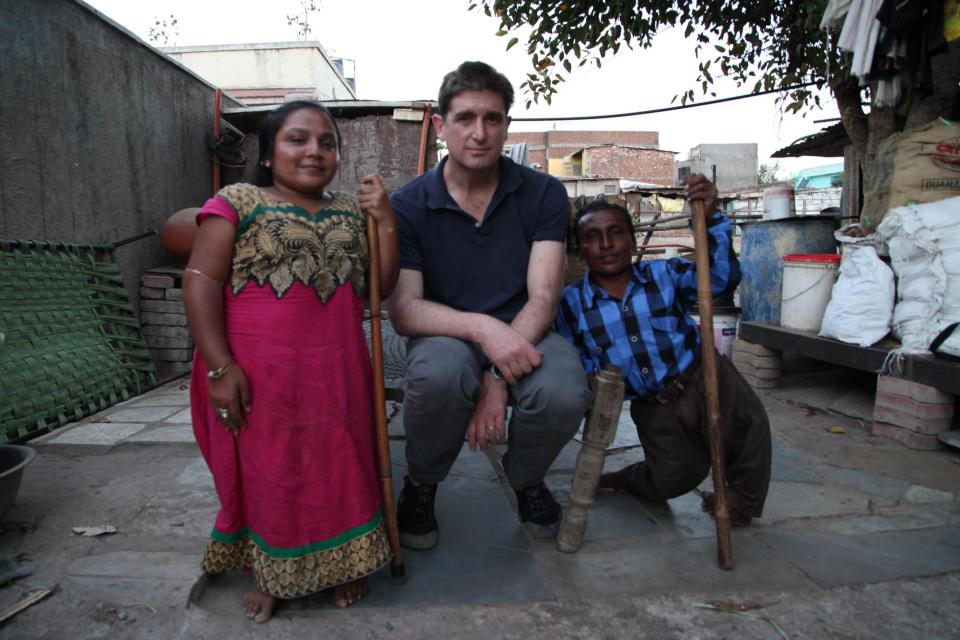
[731,338,781,389]
[140,268,193,380]
[872,376,956,450]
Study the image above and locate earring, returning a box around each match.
[262,160,271,168]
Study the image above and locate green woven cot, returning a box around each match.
[0,240,156,443]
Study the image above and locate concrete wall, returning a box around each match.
[332,115,437,194]
[506,130,660,170]
[164,43,356,102]
[0,0,244,309]
[227,112,436,196]
[675,143,758,191]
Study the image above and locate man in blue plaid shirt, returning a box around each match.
[556,175,771,526]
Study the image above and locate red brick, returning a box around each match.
[871,422,944,450]
[732,339,779,358]
[140,274,175,288]
[739,370,779,389]
[876,376,952,404]
[872,406,953,434]
[874,391,955,420]
[732,351,781,370]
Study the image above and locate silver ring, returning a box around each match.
[217,407,229,419]
[487,425,495,431]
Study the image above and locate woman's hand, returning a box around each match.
[208,364,252,435]
[359,174,400,298]
[358,175,396,227]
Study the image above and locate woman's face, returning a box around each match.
[268,108,339,196]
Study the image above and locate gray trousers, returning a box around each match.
[402,332,593,489]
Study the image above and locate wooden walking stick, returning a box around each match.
[557,365,625,552]
[366,216,407,584]
[690,199,733,570]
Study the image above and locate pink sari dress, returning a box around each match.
[190,183,390,599]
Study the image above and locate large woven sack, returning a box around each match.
[862,118,960,232]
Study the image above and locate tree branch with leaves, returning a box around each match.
[472,0,959,224]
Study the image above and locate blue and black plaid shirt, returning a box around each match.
[555,212,740,400]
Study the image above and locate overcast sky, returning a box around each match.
[84,0,841,177]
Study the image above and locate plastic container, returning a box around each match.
[780,254,841,331]
[690,309,740,358]
[0,445,36,520]
[763,185,796,220]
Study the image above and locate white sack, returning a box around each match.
[819,246,895,347]
[875,196,960,352]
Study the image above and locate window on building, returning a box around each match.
[678,166,691,180]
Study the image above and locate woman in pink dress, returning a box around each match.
[183,101,399,623]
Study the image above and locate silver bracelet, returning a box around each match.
[207,362,234,380]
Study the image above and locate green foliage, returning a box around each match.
[471,1,844,111]
[287,0,321,41]
[147,14,179,46]
[758,162,783,186]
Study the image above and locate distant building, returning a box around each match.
[675,143,758,191]
[505,130,661,173]
[792,162,844,189]
[162,41,357,104]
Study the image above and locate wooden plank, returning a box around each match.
[738,321,960,395]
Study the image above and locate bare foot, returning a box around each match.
[242,588,277,623]
[334,577,369,608]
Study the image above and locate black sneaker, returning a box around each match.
[396,475,439,550]
[515,482,561,538]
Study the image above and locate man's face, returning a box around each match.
[434,90,510,172]
[577,208,637,278]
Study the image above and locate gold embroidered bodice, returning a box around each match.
[216,183,368,302]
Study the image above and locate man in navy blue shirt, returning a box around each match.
[556,181,771,526]
[388,61,592,549]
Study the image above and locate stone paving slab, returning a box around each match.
[104,405,181,423]
[125,424,194,443]
[68,550,204,581]
[759,481,872,524]
[536,532,818,599]
[770,440,820,483]
[45,422,146,445]
[826,468,911,504]
[758,527,960,588]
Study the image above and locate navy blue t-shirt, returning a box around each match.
[390,156,569,323]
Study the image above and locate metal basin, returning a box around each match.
[0,445,36,521]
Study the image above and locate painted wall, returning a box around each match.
[0,0,244,309]
[675,143,759,191]
[164,43,356,102]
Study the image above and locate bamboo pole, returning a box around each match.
[556,365,625,552]
[366,217,406,584]
[690,200,733,570]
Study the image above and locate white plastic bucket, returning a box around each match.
[763,185,796,220]
[690,310,740,358]
[780,254,840,331]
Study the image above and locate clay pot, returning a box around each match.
[161,207,201,263]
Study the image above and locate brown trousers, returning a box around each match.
[620,351,772,517]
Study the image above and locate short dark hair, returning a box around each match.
[254,100,341,187]
[438,61,514,117]
[573,200,636,250]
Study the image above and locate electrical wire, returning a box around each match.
[511,81,819,122]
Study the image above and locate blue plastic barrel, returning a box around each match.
[738,217,837,324]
